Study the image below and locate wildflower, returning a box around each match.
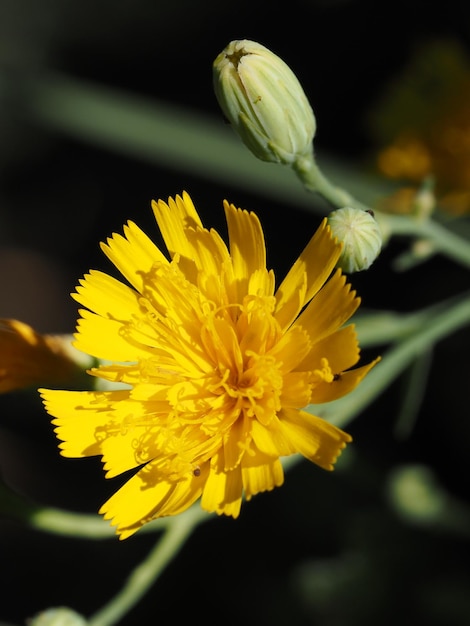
[0,319,90,394]
[41,192,377,539]
[213,39,316,165]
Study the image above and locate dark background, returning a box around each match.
[1,1,470,625]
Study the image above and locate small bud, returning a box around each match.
[213,39,316,165]
[28,607,87,626]
[327,207,382,273]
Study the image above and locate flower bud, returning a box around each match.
[327,207,382,273]
[28,607,87,626]
[213,39,316,165]
[0,319,93,394]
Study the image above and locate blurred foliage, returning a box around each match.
[368,38,470,215]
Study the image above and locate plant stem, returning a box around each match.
[293,154,372,211]
[393,348,433,440]
[30,507,169,539]
[88,506,209,626]
[0,480,171,539]
[381,213,470,269]
[308,291,470,428]
[293,153,470,270]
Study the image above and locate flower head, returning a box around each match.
[41,192,377,539]
[213,39,316,165]
[327,207,382,273]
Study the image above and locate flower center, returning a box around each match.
[200,293,283,426]
[132,277,286,475]
[220,350,283,426]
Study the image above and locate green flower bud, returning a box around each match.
[213,39,316,165]
[327,207,382,273]
[388,464,446,524]
[28,607,87,626]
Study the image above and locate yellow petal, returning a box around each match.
[100,221,168,292]
[280,371,312,408]
[275,219,341,330]
[224,201,267,301]
[201,452,243,517]
[40,388,131,458]
[100,420,163,478]
[267,324,311,373]
[73,270,141,320]
[222,414,251,471]
[310,357,380,403]
[299,324,360,373]
[241,452,284,500]
[90,363,144,386]
[100,460,207,539]
[295,269,359,344]
[275,271,307,334]
[186,225,232,277]
[247,267,276,299]
[279,407,352,470]
[74,310,152,362]
[151,192,202,263]
[250,415,297,457]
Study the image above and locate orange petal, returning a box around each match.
[0,320,87,393]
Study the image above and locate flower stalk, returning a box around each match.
[88,507,209,626]
[292,155,370,211]
[308,290,470,428]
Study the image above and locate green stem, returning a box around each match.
[6,71,470,269]
[393,348,434,440]
[293,153,470,270]
[0,481,170,539]
[2,71,317,212]
[88,506,209,626]
[353,291,470,347]
[30,507,169,538]
[308,291,470,429]
[293,154,371,211]
[382,213,470,269]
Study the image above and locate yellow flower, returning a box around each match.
[40,192,377,539]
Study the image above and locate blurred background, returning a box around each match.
[1,0,470,624]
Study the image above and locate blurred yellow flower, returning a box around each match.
[0,319,87,394]
[370,40,470,215]
[41,192,377,539]
[377,136,432,181]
